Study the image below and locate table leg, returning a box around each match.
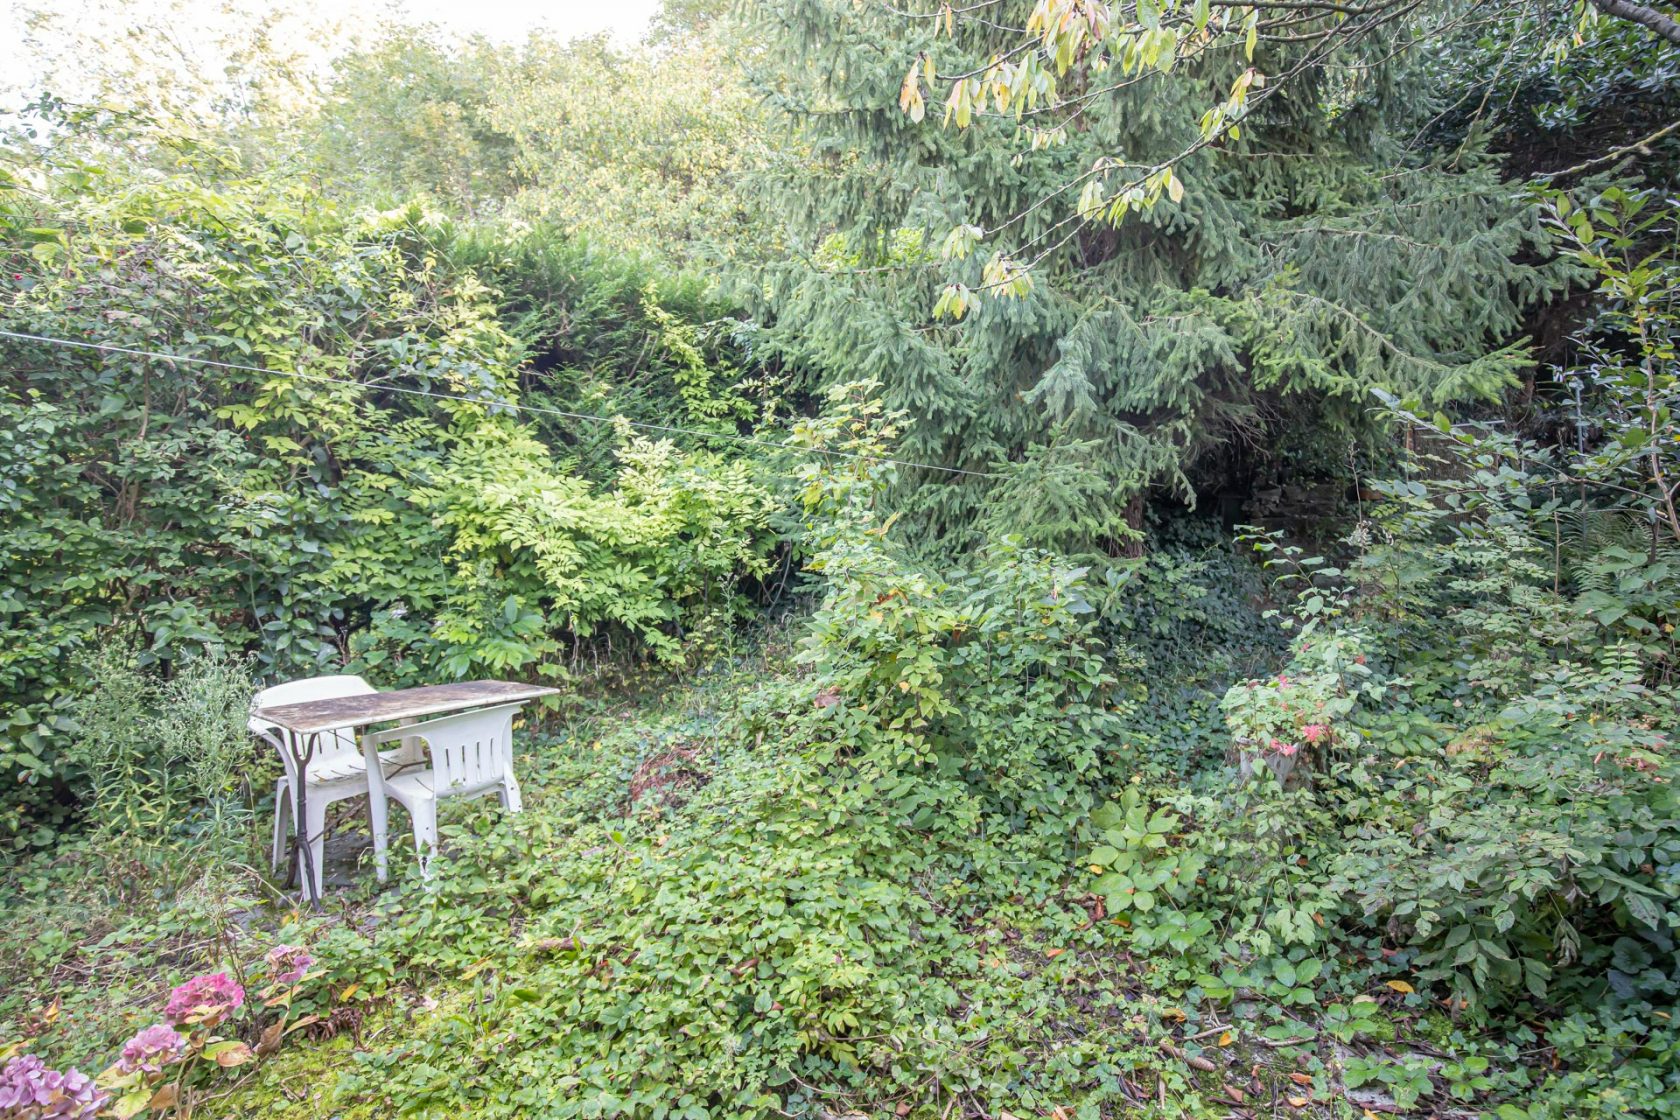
[289,731,322,909]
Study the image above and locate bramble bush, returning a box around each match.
[2,38,1678,1117]
[1063,202,1680,1111]
[788,383,1139,847]
[1074,387,1680,1113]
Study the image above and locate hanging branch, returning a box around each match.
[1587,0,1680,44]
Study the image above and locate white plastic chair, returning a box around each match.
[250,675,419,898]
[361,702,526,878]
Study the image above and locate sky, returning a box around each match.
[392,0,660,42]
[0,0,663,113]
[0,0,661,43]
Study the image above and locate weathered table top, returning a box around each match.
[255,680,560,736]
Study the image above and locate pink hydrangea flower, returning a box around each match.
[266,945,314,986]
[163,972,245,1027]
[1302,723,1329,744]
[117,1025,186,1075]
[1269,737,1299,757]
[0,1055,107,1119]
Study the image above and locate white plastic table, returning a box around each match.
[255,680,559,903]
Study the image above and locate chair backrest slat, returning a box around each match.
[370,703,520,797]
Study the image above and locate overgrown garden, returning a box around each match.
[2,0,1678,1117]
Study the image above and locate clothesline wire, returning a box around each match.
[0,328,1003,480]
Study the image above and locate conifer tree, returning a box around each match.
[734,0,1569,554]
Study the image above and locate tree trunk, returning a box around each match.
[1121,494,1146,558]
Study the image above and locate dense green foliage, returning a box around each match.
[2,0,1679,1118]
[0,146,777,843]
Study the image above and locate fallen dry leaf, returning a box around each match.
[213,1042,254,1067]
[283,1014,322,1036]
[255,1021,284,1057]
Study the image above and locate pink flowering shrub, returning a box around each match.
[1220,670,1335,764]
[0,1055,107,1120]
[1219,624,1377,782]
[96,949,325,1116]
[116,1026,186,1075]
[264,945,313,988]
[163,972,244,1027]
[99,972,255,1117]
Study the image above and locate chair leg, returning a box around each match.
[271,779,292,874]
[369,787,390,884]
[499,775,524,814]
[410,797,439,879]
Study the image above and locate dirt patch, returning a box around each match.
[302,1000,370,1045]
[626,746,709,813]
